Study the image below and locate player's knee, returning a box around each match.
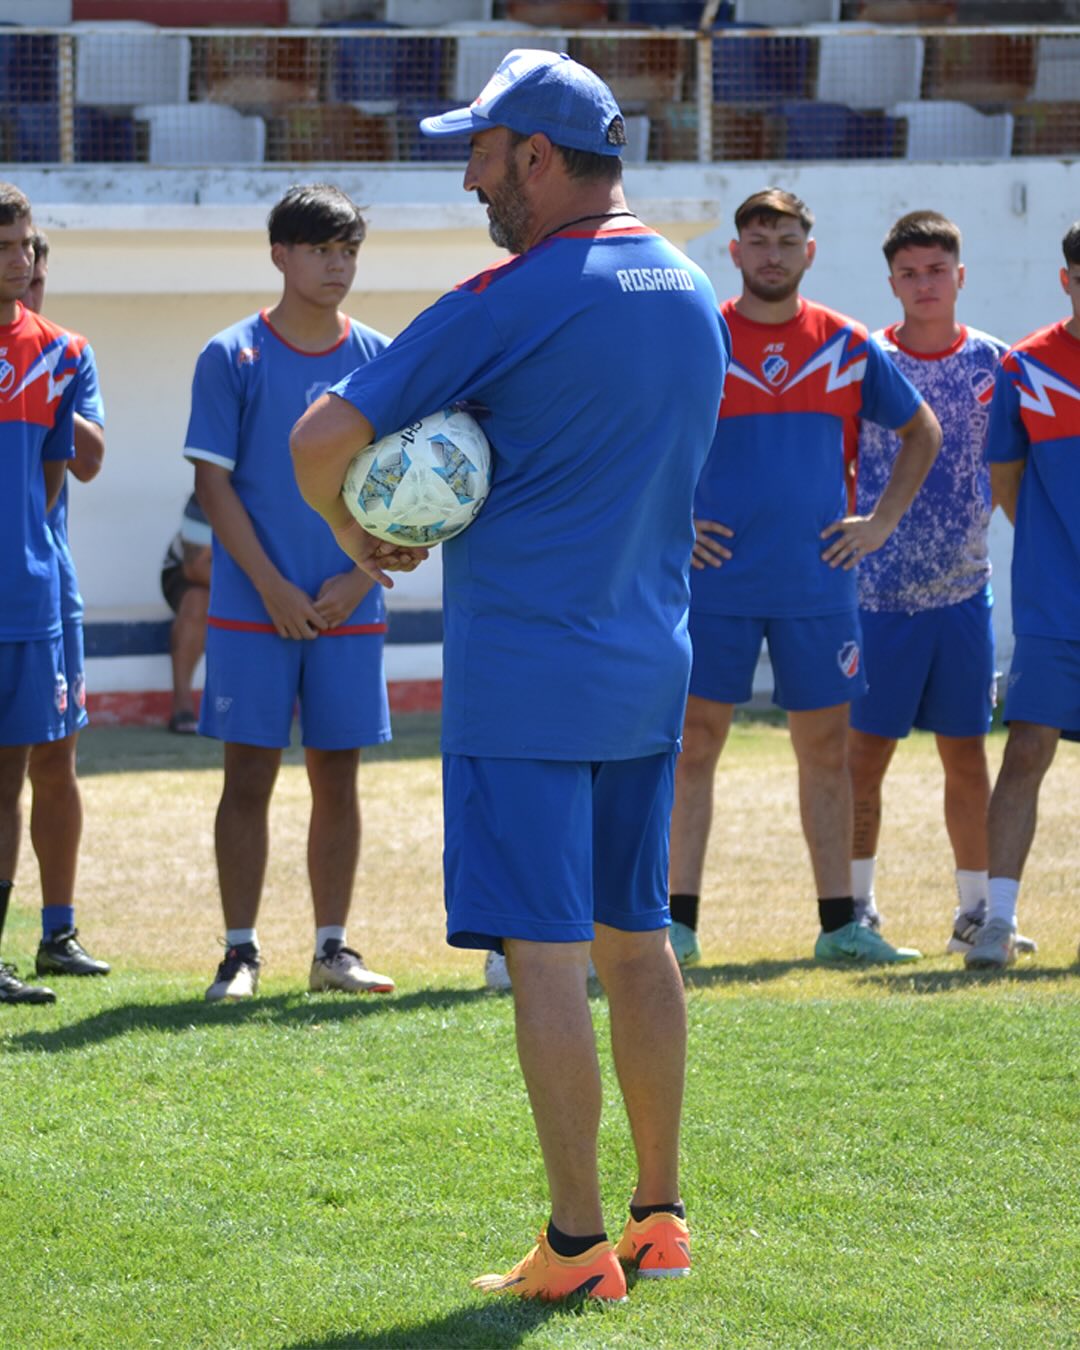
[1001,723,1058,782]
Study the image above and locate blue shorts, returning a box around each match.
[59,616,89,738]
[1003,634,1080,743]
[688,609,867,711]
[200,626,390,750]
[0,636,69,747]
[443,752,676,951]
[851,590,995,740]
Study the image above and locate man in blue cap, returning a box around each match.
[291,50,729,1301]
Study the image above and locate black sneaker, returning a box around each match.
[36,927,111,977]
[205,943,261,1003]
[0,961,57,1005]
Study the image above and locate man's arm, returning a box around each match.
[44,459,67,513]
[194,460,328,640]
[821,401,942,570]
[69,414,105,484]
[990,459,1025,526]
[291,393,428,588]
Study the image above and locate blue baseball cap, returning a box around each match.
[419,49,626,157]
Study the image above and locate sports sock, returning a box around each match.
[546,1219,608,1259]
[630,1200,686,1222]
[0,880,12,948]
[315,925,347,958]
[987,877,1020,927]
[955,869,989,917]
[225,928,258,952]
[669,894,699,930]
[818,897,856,932]
[850,857,876,903]
[41,904,75,941]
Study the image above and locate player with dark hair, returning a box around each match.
[847,209,1035,959]
[967,222,1080,968]
[0,185,96,1005]
[187,182,395,1002]
[292,51,728,1302]
[668,187,942,968]
[160,492,212,735]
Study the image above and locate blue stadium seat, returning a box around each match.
[774,100,903,160]
[9,104,142,163]
[396,100,469,162]
[0,28,60,104]
[324,23,446,105]
[712,25,813,104]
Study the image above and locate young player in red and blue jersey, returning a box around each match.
[846,211,1035,964]
[0,184,88,1006]
[967,221,1080,969]
[668,188,942,969]
[185,184,395,1004]
[22,229,112,983]
[292,51,728,1304]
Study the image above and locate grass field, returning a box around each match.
[1,717,1077,1349]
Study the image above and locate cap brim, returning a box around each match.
[419,106,489,139]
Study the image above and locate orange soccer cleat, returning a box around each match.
[471,1230,628,1302]
[615,1211,691,1279]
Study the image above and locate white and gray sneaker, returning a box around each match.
[949,903,1036,957]
[484,950,512,991]
[309,942,394,994]
[964,917,1018,970]
[205,943,261,1002]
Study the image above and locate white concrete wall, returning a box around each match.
[17,157,1079,695]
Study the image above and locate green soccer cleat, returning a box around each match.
[668,921,701,967]
[814,920,922,965]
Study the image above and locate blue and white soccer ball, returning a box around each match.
[341,407,491,547]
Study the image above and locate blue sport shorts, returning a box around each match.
[1002,633,1080,743]
[0,636,69,747]
[200,625,390,750]
[442,751,677,951]
[851,589,995,740]
[688,609,867,711]
[59,616,89,738]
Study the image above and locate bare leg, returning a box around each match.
[987,722,1060,880]
[788,704,853,897]
[504,938,604,1236]
[936,734,991,872]
[0,744,30,883]
[591,924,685,1207]
[847,729,897,860]
[27,733,82,909]
[215,742,281,929]
[305,747,361,929]
[171,585,209,717]
[669,696,735,894]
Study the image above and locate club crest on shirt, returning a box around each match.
[971,368,995,407]
[762,352,789,387]
[0,359,15,394]
[837,639,860,679]
[54,671,68,714]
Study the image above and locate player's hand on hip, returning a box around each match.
[331,517,429,589]
[315,569,375,627]
[692,519,734,570]
[820,515,889,570]
[260,577,329,639]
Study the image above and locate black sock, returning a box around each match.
[0,880,12,949]
[546,1219,607,1258]
[630,1200,685,1222]
[669,893,699,930]
[818,896,856,932]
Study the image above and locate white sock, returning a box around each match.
[225,927,258,950]
[955,869,989,920]
[851,857,877,911]
[987,878,1020,927]
[316,925,347,957]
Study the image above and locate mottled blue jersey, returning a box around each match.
[0,302,82,641]
[48,343,105,624]
[856,325,1005,613]
[692,298,924,618]
[986,320,1080,640]
[184,311,389,630]
[334,226,729,761]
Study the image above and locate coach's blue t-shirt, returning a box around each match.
[986,320,1080,641]
[48,343,105,625]
[692,299,924,618]
[334,225,728,761]
[857,325,1005,614]
[184,311,389,629]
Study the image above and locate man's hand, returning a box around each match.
[330,516,429,589]
[692,519,734,571]
[315,568,376,627]
[257,575,329,639]
[820,514,892,570]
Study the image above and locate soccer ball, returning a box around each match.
[341,407,491,546]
